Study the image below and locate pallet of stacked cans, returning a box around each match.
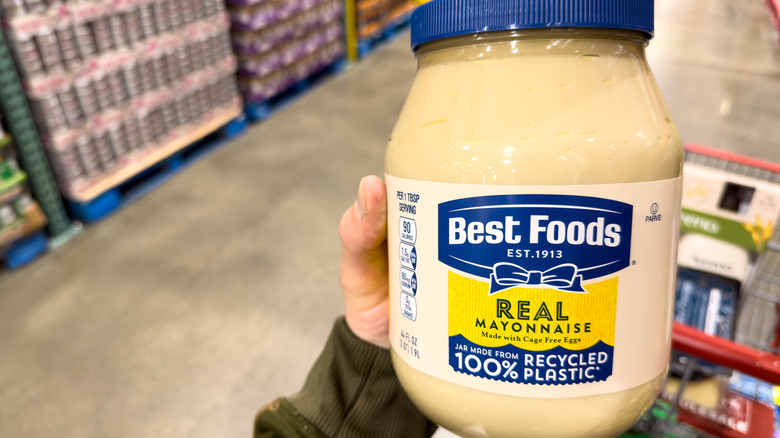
[228,0,344,107]
[0,0,243,202]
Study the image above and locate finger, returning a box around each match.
[339,176,387,296]
[339,176,390,347]
[340,175,387,254]
[339,176,388,295]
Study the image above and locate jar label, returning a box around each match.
[388,175,682,398]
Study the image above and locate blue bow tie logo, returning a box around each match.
[489,262,587,295]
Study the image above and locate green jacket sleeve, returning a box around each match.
[254,317,438,438]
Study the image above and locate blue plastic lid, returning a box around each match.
[410,0,654,49]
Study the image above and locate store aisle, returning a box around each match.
[0,38,416,438]
[1,1,779,437]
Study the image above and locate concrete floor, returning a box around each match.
[1,1,779,437]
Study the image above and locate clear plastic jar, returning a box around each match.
[385,1,683,437]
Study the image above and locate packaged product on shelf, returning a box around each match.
[93,128,118,170]
[181,0,197,24]
[2,0,242,202]
[59,86,86,129]
[0,195,48,246]
[123,117,143,151]
[13,35,43,76]
[229,0,344,104]
[237,39,344,102]
[136,110,156,147]
[36,29,64,73]
[30,92,66,133]
[27,0,47,14]
[122,62,143,98]
[674,234,747,340]
[229,1,278,31]
[75,134,101,178]
[0,204,17,227]
[106,122,128,157]
[0,157,18,179]
[356,0,388,39]
[106,70,129,107]
[0,0,20,17]
[168,0,183,29]
[93,73,115,110]
[56,24,81,71]
[355,0,415,39]
[73,23,97,59]
[0,130,48,250]
[47,141,84,184]
[160,101,177,134]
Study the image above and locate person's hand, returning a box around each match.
[339,175,390,349]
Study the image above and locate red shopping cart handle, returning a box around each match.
[672,322,780,385]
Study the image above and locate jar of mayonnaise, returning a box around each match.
[386,1,683,437]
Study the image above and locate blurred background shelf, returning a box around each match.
[229,0,346,115]
[346,0,419,60]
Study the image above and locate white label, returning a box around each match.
[387,175,683,398]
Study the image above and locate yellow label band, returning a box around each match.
[448,272,617,385]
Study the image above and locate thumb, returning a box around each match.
[339,176,390,348]
[340,175,387,254]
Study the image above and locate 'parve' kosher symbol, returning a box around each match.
[489,262,586,295]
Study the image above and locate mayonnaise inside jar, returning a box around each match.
[385,1,683,437]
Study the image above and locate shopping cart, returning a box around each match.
[626,146,780,438]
